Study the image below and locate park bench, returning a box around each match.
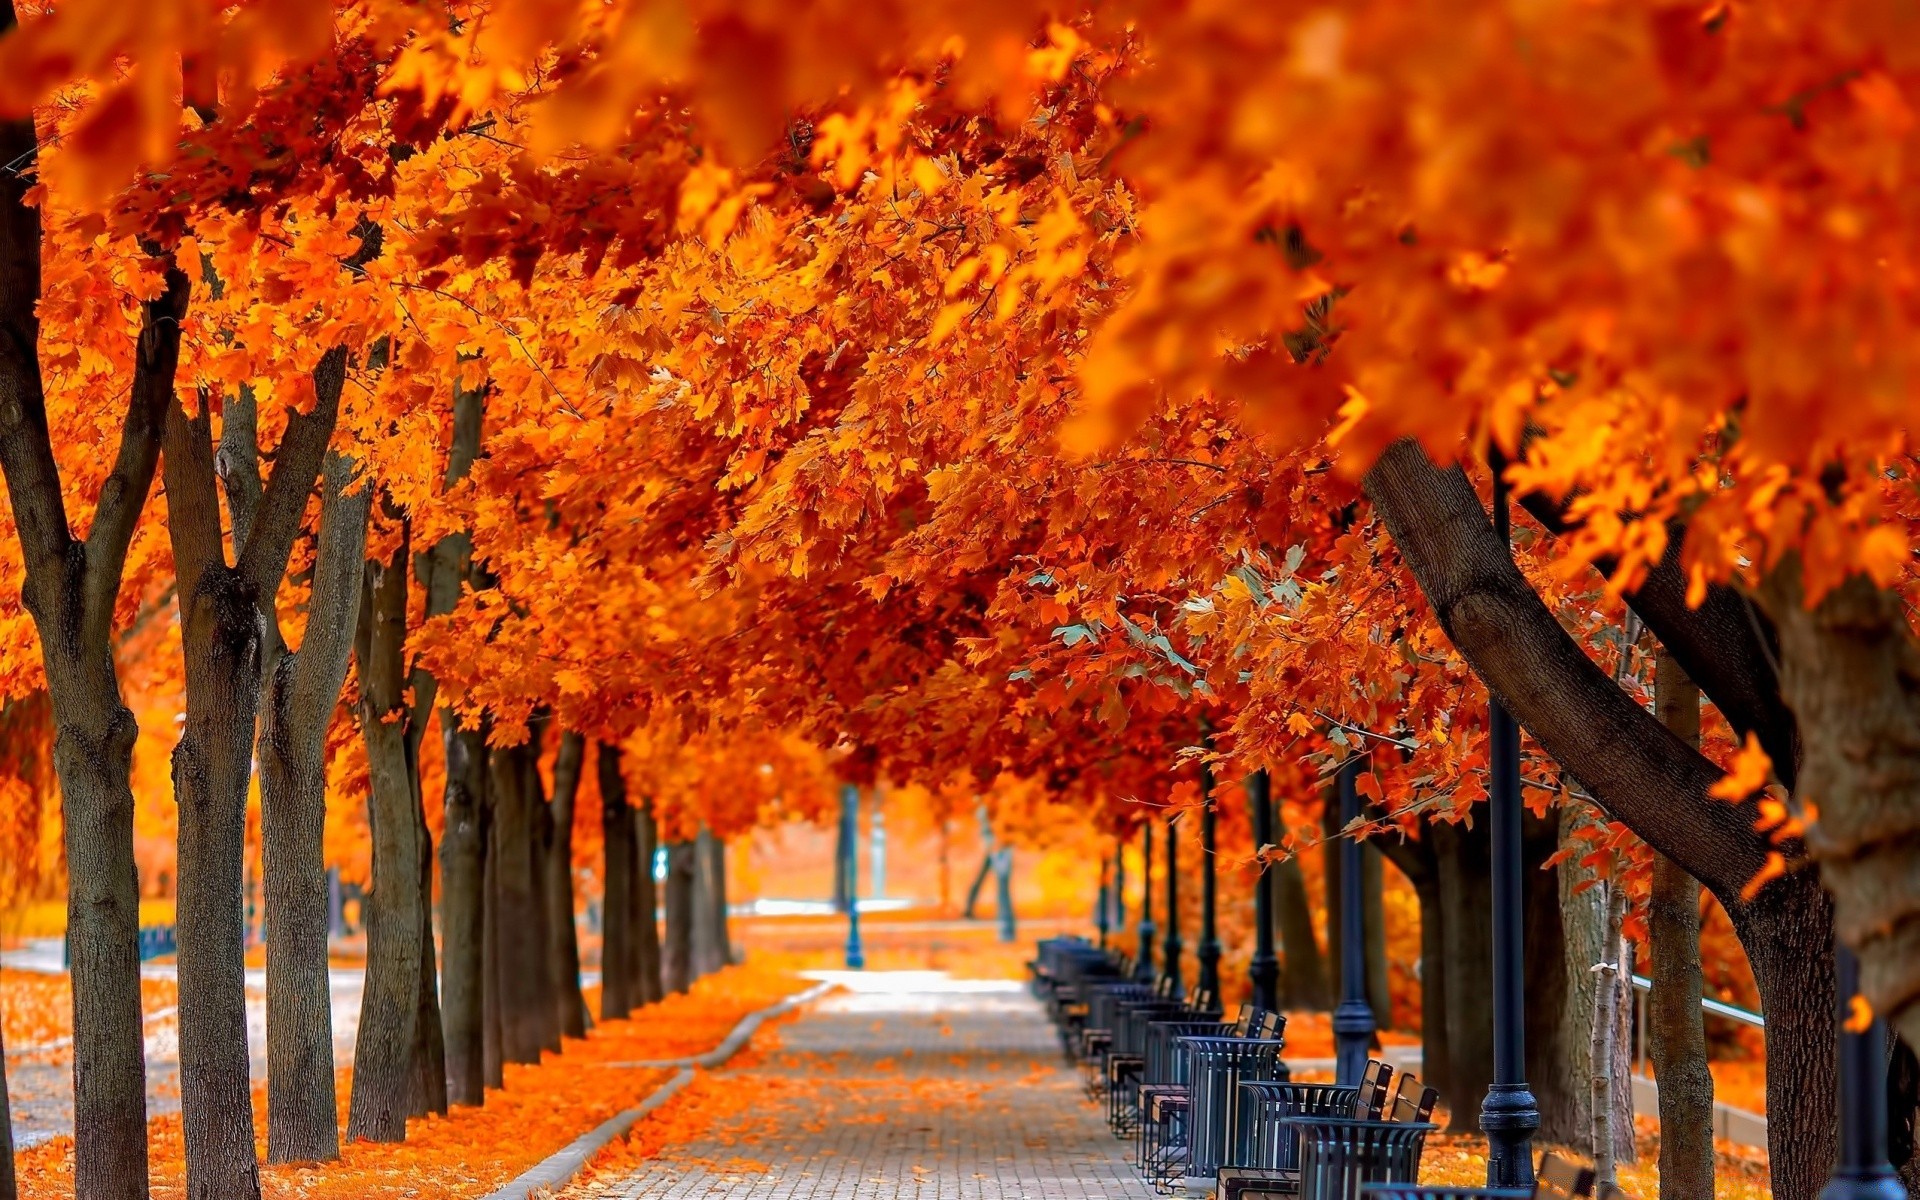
[1078,976,1169,1092]
[1214,1061,1397,1200]
[1215,1064,1440,1200]
[1137,1010,1288,1194]
[1352,1151,1625,1200]
[1103,986,1220,1131]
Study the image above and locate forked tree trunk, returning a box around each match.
[0,57,185,1197]
[1648,649,1715,1200]
[634,799,664,1004]
[348,539,425,1142]
[544,732,589,1038]
[441,716,490,1105]
[258,453,370,1163]
[167,333,354,1197]
[1365,440,1838,1200]
[1273,856,1330,1010]
[599,743,636,1021]
[663,840,696,994]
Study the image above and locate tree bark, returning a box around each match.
[1377,838,1448,1099]
[423,374,487,1105]
[347,537,425,1142]
[1648,650,1715,1200]
[441,714,490,1105]
[1273,856,1330,1010]
[545,731,589,1038]
[663,840,696,994]
[0,1021,16,1200]
[409,804,447,1119]
[1365,439,1836,1200]
[635,798,664,1004]
[1,56,189,1195]
[481,802,504,1089]
[693,827,730,976]
[490,735,553,1062]
[599,744,636,1021]
[1758,566,1920,1061]
[258,452,370,1163]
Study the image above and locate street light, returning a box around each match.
[1096,856,1111,951]
[1821,946,1904,1200]
[1246,769,1279,1013]
[1197,764,1222,1001]
[1481,469,1539,1190]
[840,782,864,970]
[1333,755,1376,1085]
[1163,816,1183,994]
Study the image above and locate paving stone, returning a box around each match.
[601,974,1150,1200]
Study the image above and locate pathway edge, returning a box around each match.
[478,979,836,1200]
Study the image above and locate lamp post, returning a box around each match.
[1481,471,1538,1189]
[1821,946,1904,1200]
[1197,765,1222,1002]
[1333,756,1376,1085]
[1135,823,1157,982]
[1114,845,1127,935]
[1096,857,1111,950]
[1246,769,1279,1013]
[840,783,864,970]
[1163,817,1183,994]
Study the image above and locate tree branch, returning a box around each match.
[237,345,347,596]
[161,395,230,598]
[217,384,263,555]
[0,101,70,580]
[1363,438,1772,908]
[286,452,372,732]
[1499,444,1800,786]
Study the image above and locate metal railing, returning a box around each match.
[1630,973,1764,1027]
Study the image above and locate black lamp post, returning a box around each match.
[1822,946,1905,1200]
[1163,817,1183,993]
[1197,766,1222,1002]
[1096,857,1111,950]
[841,783,865,969]
[1333,756,1376,1085]
[1481,471,1538,1189]
[1114,845,1127,936]
[1246,769,1279,1013]
[1135,823,1157,982]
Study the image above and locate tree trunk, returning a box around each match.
[409,801,447,1119]
[0,73,186,1200]
[1648,649,1715,1200]
[1758,567,1920,1067]
[663,840,696,994]
[490,735,556,1061]
[599,743,636,1021]
[259,452,369,1163]
[1592,878,1629,1184]
[0,1022,15,1200]
[348,542,425,1142]
[545,731,589,1038]
[481,802,504,1090]
[693,827,730,976]
[441,716,490,1105]
[634,799,664,1004]
[1365,440,1837,1200]
[1273,856,1330,1010]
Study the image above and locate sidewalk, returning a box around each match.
[596,970,1150,1200]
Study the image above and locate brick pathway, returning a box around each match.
[601,971,1150,1200]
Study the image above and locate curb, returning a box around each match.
[478,980,836,1200]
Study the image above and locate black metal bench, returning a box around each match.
[1215,1061,1396,1200]
[1138,1013,1288,1193]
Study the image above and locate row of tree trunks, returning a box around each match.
[663,840,696,994]
[598,744,667,1017]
